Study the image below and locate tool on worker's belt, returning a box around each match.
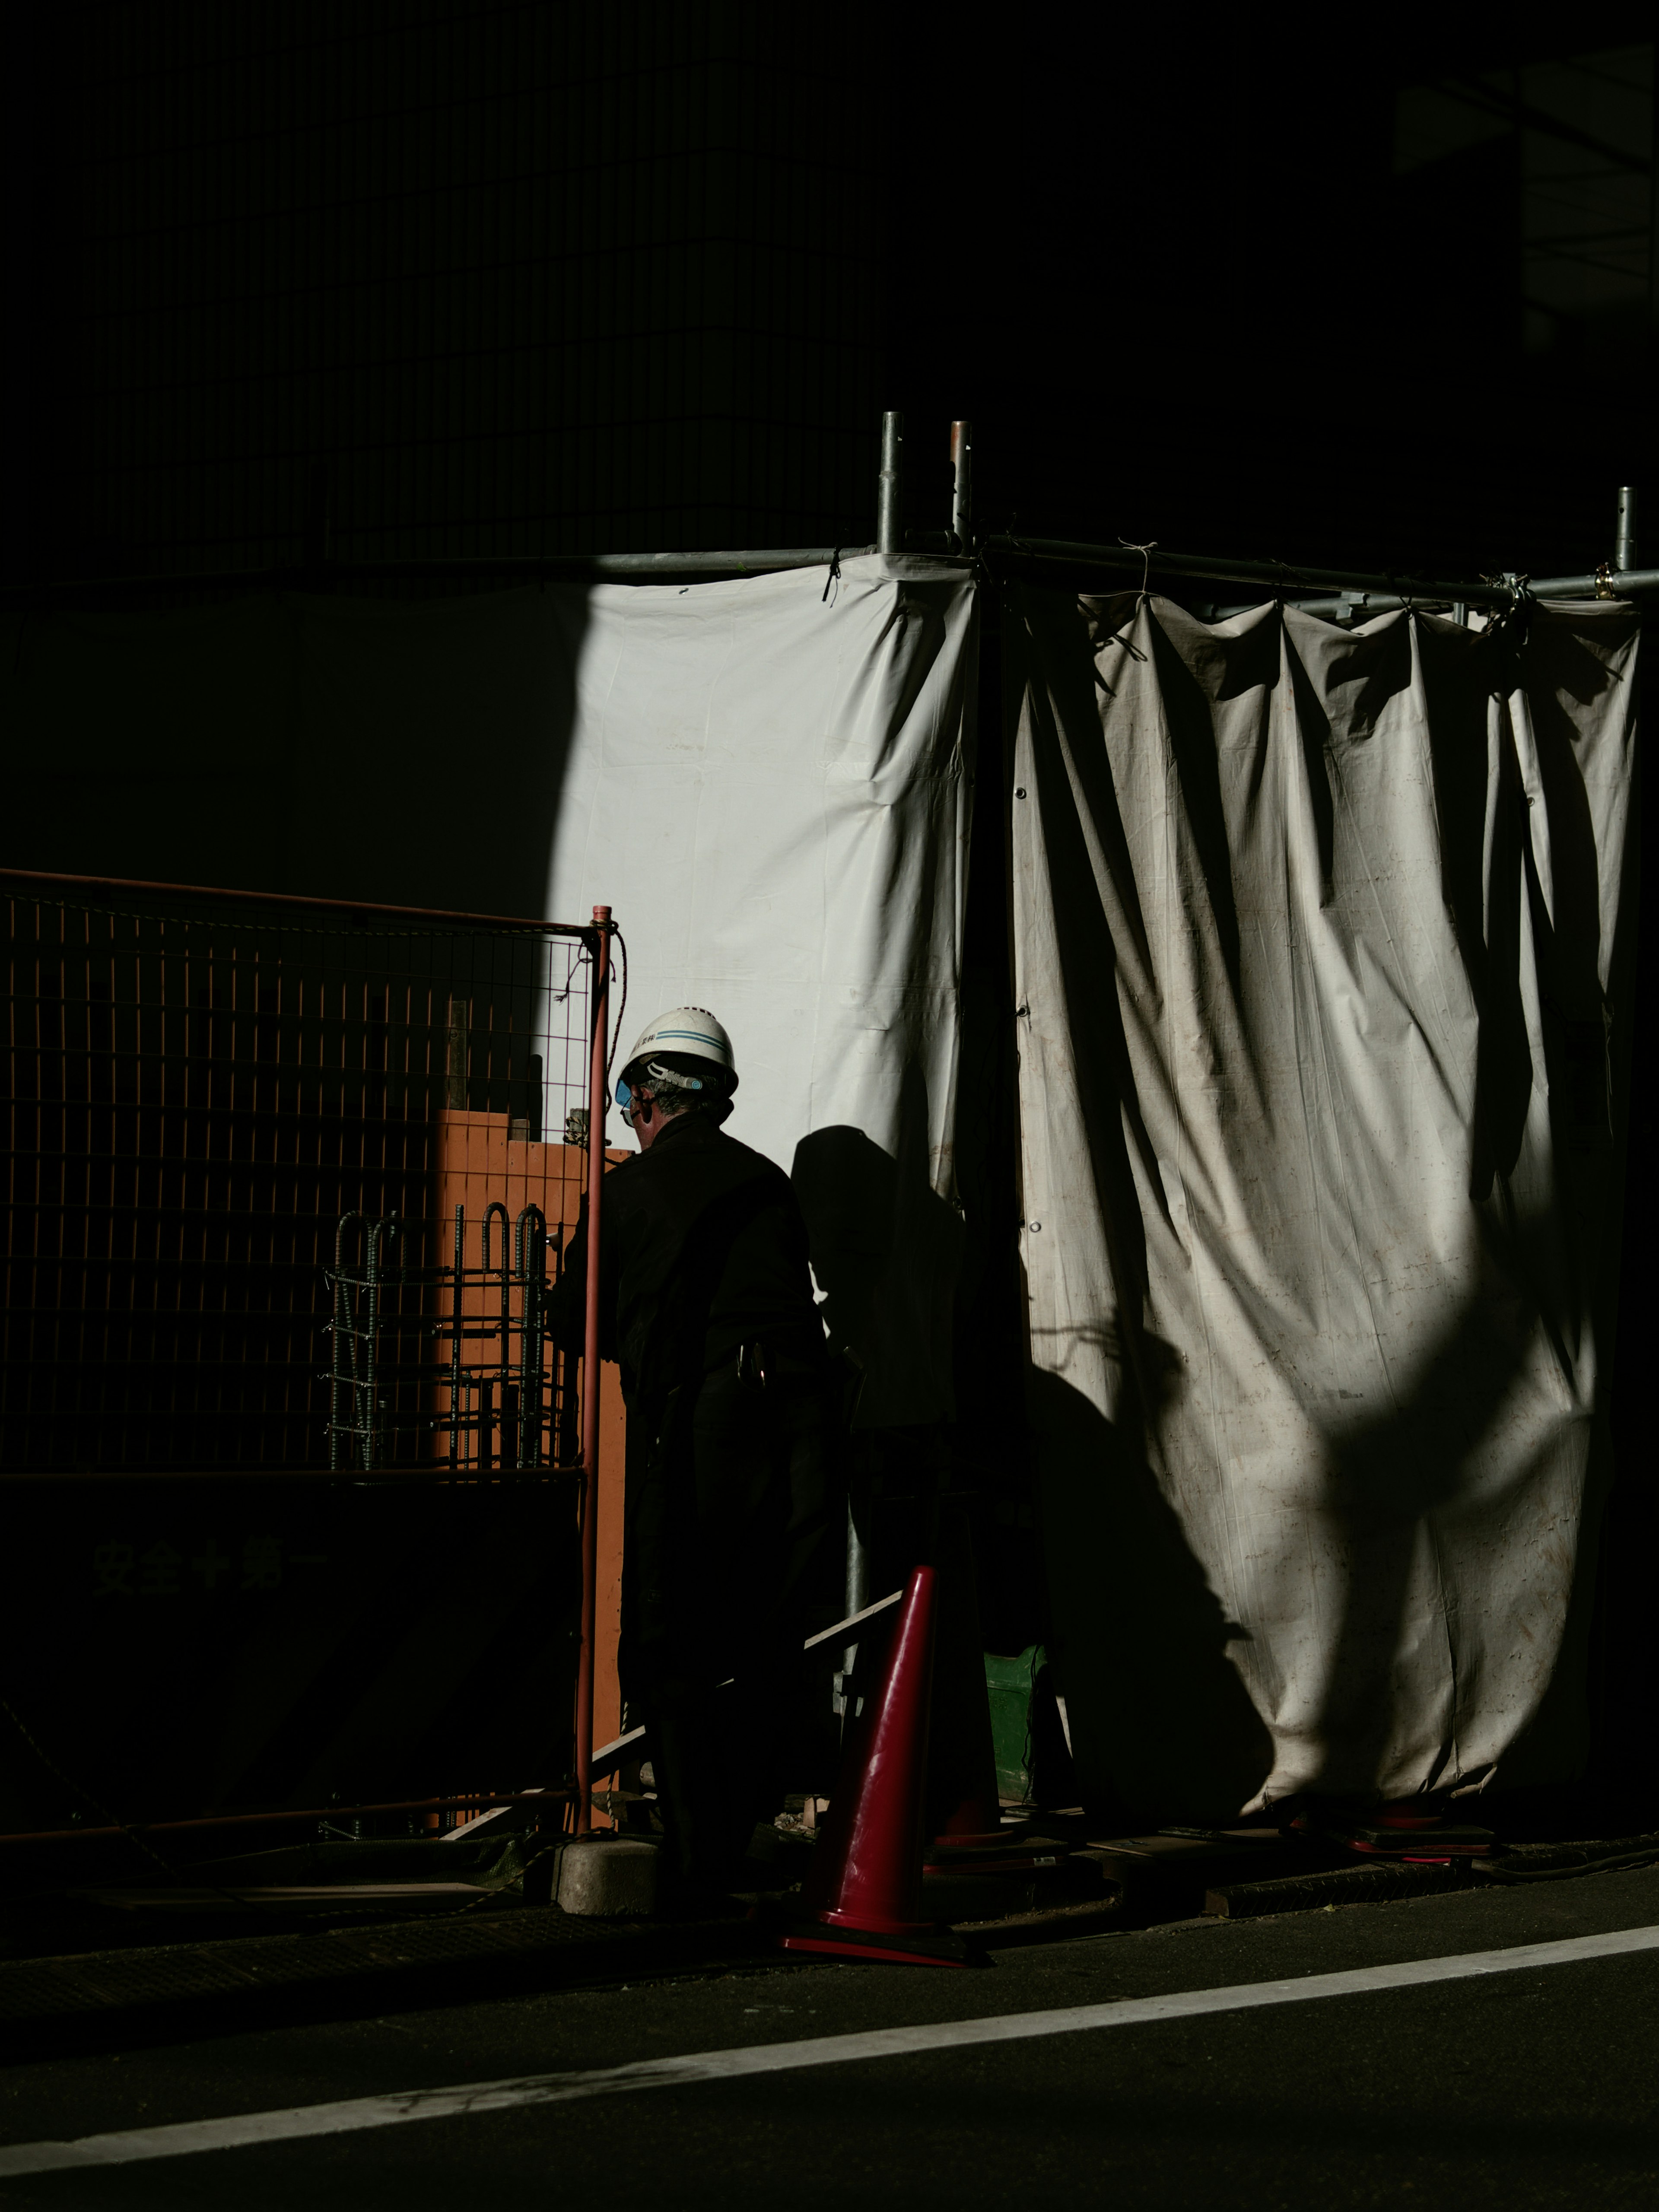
[772,1564,972,1966]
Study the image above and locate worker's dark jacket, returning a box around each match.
[549,1112,834,1700]
[549,1110,825,1403]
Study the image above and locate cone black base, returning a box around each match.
[772,1919,974,1967]
[922,1837,1067,1875]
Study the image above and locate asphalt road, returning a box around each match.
[3,1864,1657,2209]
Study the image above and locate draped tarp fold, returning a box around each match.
[1011,589,1639,1817]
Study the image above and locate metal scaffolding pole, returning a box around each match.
[1617,486,1639,573]
[574,904,613,1837]
[951,420,973,554]
[0,549,879,602]
[878,412,904,558]
[6,423,1649,616]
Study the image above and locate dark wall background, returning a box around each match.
[3,0,890,580]
[909,19,1656,576]
[4,6,1653,587]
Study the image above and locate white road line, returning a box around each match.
[4,1924,1656,2178]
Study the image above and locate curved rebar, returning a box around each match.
[328,1213,371,1471]
[448,1203,465,1471]
[516,1205,548,1468]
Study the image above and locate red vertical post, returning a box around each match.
[575,903,612,1835]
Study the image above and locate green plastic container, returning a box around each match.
[983,1644,1044,1804]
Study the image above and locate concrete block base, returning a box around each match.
[556,1836,660,1917]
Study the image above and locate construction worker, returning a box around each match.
[550,1007,835,1900]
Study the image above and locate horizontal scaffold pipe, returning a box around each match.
[984,533,1513,602]
[985,535,1659,612]
[0,864,587,937]
[367,546,881,579]
[0,547,880,599]
[1287,567,1659,618]
[0,1790,571,1849]
[10,543,1654,610]
[1508,565,1659,600]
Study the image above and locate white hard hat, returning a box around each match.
[621,1006,738,1090]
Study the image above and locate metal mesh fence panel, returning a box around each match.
[4,883,596,1473]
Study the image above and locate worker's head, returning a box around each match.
[616,1007,737,1149]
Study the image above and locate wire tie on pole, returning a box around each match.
[821,547,843,604]
[1119,539,1157,598]
[605,922,629,1090]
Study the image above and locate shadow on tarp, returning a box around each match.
[1015,591,1634,1821]
[1311,1250,1576,1804]
[1300,611,1616,1800]
[790,1060,964,1432]
[1027,1359,1275,1827]
[1028,1256,1592,1826]
[1309,615,1620,1800]
[790,1067,1001,1815]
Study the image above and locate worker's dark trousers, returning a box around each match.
[620,1357,835,1890]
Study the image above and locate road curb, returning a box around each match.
[1205,1860,1479,1918]
[0,1905,768,2061]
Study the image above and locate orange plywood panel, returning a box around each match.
[431,1111,588,1257]
[432,1113,630,1817]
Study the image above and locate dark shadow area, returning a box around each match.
[789,1063,963,1435]
[952,581,1046,1656]
[1516,607,1656,1792]
[1,581,588,917]
[897,21,1655,581]
[789,1091,963,1602]
[1016,594,1165,1295]
[1,584,593,1838]
[0,1478,582,1834]
[1417,618,1536,1197]
[10,11,1655,598]
[789,1072,1013,1820]
[1027,1361,1275,1825]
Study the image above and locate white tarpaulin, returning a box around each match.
[3,554,977,1417]
[1011,590,1638,1818]
[547,558,972,1195]
[547,555,977,1421]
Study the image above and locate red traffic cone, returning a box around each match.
[775,1564,969,1966]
